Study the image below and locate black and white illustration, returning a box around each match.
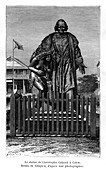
[6,6,100,157]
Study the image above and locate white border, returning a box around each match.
[0,0,106,170]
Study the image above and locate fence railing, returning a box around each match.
[9,92,97,137]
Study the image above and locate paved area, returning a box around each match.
[6,136,100,157]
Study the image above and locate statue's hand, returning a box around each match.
[28,66,44,76]
[79,64,87,74]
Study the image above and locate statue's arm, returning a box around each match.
[74,38,87,74]
[30,35,53,64]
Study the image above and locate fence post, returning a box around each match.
[81,96,84,135]
[90,95,96,137]
[47,92,50,134]
[76,95,79,134]
[10,93,16,137]
[22,96,26,135]
[32,95,35,136]
[18,98,21,134]
[56,92,59,135]
[71,93,74,134]
[66,93,69,135]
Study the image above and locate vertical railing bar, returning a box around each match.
[71,94,74,134]
[61,92,64,135]
[18,98,21,134]
[10,94,16,137]
[66,93,69,136]
[28,96,31,135]
[81,96,84,134]
[52,91,54,134]
[47,92,49,134]
[22,96,26,135]
[56,92,59,135]
[37,93,40,134]
[85,97,89,135]
[76,95,79,134]
[42,93,45,134]
[32,95,35,136]
[90,95,92,136]
[90,95,96,137]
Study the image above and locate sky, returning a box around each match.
[6,6,100,76]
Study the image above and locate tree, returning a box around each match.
[78,74,98,94]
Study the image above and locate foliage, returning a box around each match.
[78,74,98,94]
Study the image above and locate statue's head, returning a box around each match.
[54,19,68,33]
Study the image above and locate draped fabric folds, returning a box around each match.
[30,32,84,97]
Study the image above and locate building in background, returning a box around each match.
[6,56,31,95]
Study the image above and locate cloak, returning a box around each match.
[30,32,84,96]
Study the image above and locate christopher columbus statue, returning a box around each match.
[29,19,86,102]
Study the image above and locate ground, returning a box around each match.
[6,136,100,157]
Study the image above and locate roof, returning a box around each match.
[6,56,28,69]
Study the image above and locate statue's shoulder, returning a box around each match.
[43,33,55,39]
[67,32,77,39]
[41,32,55,43]
[67,32,79,44]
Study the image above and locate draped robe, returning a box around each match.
[30,32,84,97]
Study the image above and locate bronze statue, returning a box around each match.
[29,19,86,105]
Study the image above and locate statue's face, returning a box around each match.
[57,21,66,33]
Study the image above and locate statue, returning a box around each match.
[29,19,86,110]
